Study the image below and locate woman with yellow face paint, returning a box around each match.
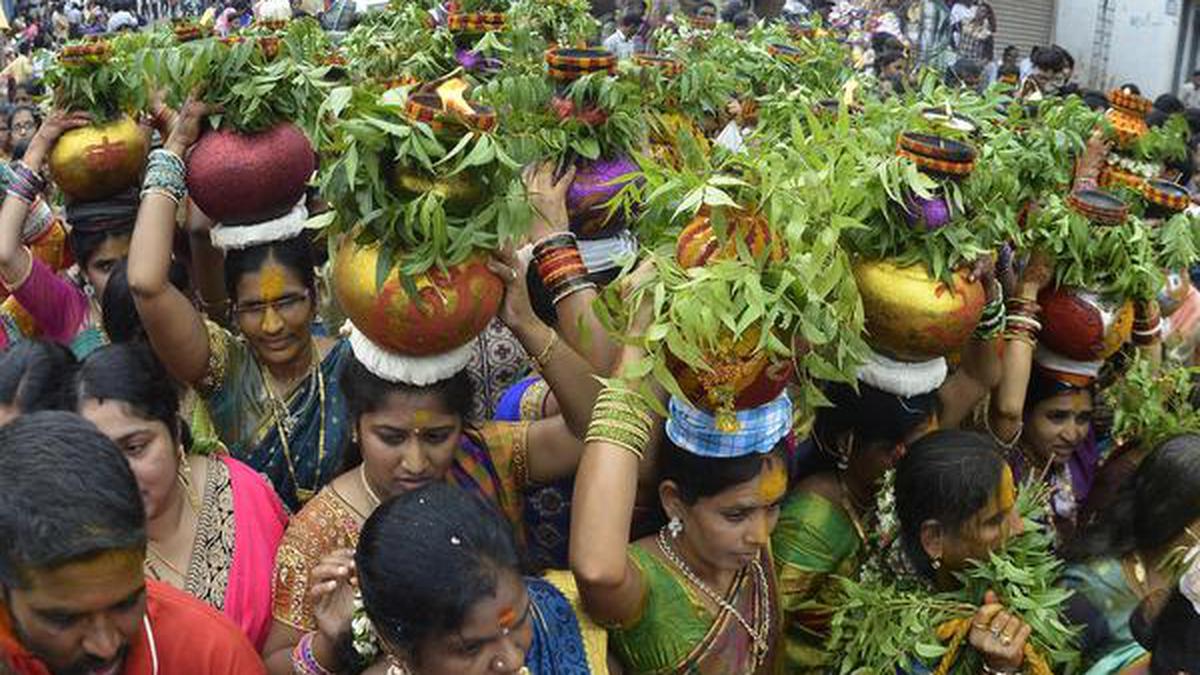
[891,430,1035,674]
[572,337,790,673]
[128,100,351,513]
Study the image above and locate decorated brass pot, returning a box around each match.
[1107,88,1152,148]
[671,209,792,418]
[333,240,503,356]
[667,327,794,419]
[186,122,315,225]
[48,116,148,202]
[853,259,986,362]
[1038,287,1133,362]
[389,165,486,216]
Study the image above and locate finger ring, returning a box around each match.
[991,626,1003,637]
[973,623,989,631]
[1001,633,1013,646]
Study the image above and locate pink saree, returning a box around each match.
[152,455,287,651]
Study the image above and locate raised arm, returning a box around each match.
[524,161,622,374]
[184,201,230,323]
[127,100,217,385]
[570,343,656,626]
[0,110,91,284]
[940,257,1004,429]
[988,251,1055,446]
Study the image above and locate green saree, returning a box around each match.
[771,490,864,673]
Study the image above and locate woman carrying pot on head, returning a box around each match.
[572,331,790,672]
[72,341,288,652]
[769,256,1005,673]
[320,483,611,674]
[986,250,1147,545]
[260,168,599,674]
[128,100,351,513]
[1062,433,1200,673]
[0,109,131,357]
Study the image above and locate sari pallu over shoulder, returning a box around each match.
[610,545,782,674]
[771,489,864,674]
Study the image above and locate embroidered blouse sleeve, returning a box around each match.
[195,319,247,397]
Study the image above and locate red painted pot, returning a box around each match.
[1038,287,1133,362]
[671,209,792,415]
[186,122,315,225]
[333,241,503,356]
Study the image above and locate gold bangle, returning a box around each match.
[532,330,559,370]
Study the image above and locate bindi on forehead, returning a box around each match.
[497,605,516,630]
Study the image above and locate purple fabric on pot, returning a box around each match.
[566,155,642,239]
[456,49,503,75]
[904,192,952,231]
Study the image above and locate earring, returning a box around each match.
[387,658,412,675]
[931,556,942,571]
[177,447,199,511]
[667,516,683,539]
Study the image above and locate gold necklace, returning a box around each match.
[837,474,869,544]
[145,489,197,585]
[359,463,382,509]
[260,340,326,504]
[656,528,771,665]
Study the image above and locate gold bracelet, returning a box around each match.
[532,330,559,370]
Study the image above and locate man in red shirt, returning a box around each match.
[0,412,266,675]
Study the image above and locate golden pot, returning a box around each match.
[854,259,986,362]
[49,116,148,202]
[389,165,486,216]
[333,239,503,357]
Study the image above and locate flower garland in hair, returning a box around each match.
[351,591,381,663]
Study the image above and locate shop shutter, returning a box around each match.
[990,0,1056,58]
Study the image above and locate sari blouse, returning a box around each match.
[610,545,782,675]
[273,422,531,631]
[771,490,864,673]
[197,319,351,512]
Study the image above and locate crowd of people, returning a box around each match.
[0,0,1196,674]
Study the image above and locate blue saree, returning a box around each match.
[197,320,350,512]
